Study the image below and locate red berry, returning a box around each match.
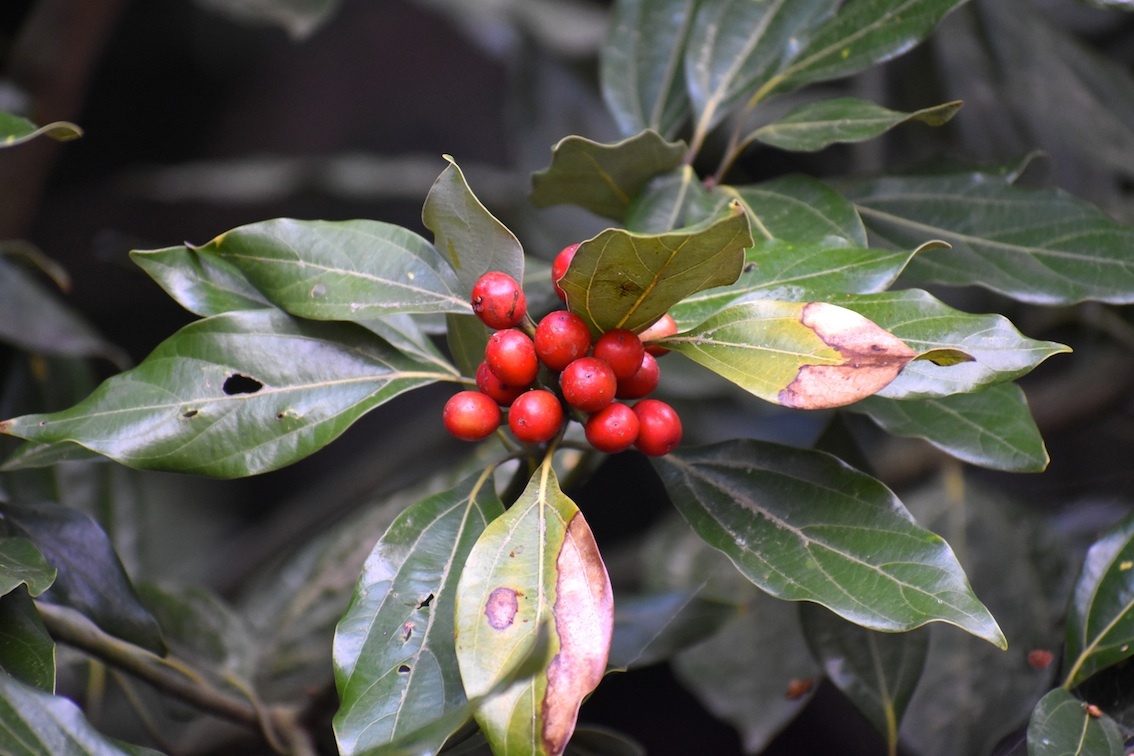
[585,402,640,454]
[476,361,527,406]
[485,329,539,387]
[443,390,501,441]
[551,243,580,302]
[508,389,564,444]
[633,399,682,456]
[471,271,527,329]
[638,313,678,356]
[593,328,645,381]
[534,310,592,371]
[616,352,660,399]
[560,357,617,413]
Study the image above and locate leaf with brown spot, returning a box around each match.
[666,299,916,409]
[454,461,614,756]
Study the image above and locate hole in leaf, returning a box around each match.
[402,622,414,642]
[223,374,263,395]
[397,664,411,674]
[418,593,434,609]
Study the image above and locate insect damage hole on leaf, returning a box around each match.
[222,373,263,395]
[418,593,435,609]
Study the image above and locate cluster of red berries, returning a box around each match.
[442,244,682,456]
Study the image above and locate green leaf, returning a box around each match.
[0,310,453,478]
[1027,688,1124,756]
[0,672,154,755]
[683,0,839,134]
[607,591,737,671]
[0,113,82,147]
[421,156,524,294]
[455,462,613,756]
[800,602,928,748]
[0,257,127,365]
[530,131,687,220]
[653,440,1005,645]
[719,174,869,247]
[559,204,751,335]
[666,299,917,409]
[0,538,57,598]
[600,0,697,138]
[748,97,962,152]
[138,583,257,682]
[0,588,55,692]
[193,0,340,39]
[1063,512,1134,688]
[334,473,504,756]
[0,500,164,655]
[834,289,1070,399]
[185,218,468,321]
[624,166,710,234]
[852,383,1050,472]
[846,172,1134,304]
[129,244,272,317]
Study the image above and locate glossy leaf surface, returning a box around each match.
[653,440,1005,644]
[559,205,750,335]
[0,588,55,692]
[176,218,468,321]
[129,244,271,317]
[530,131,687,220]
[666,299,916,408]
[455,463,613,756]
[800,602,928,747]
[847,172,1134,304]
[749,97,961,152]
[1027,688,1123,756]
[422,156,524,294]
[0,310,453,478]
[853,383,1049,472]
[334,474,504,755]
[0,537,57,598]
[836,289,1070,399]
[600,0,697,138]
[0,113,82,147]
[1063,512,1134,688]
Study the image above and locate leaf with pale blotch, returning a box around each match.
[1062,512,1134,688]
[800,602,928,749]
[185,218,468,322]
[333,474,503,756]
[0,310,454,478]
[422,156,524,294]
[455,463,613,756]
[530,131,687,220]
[1027,688,1124,756]
[559,204,751,335]
[0,113,82,148]
[748,97,962,153]
[653,440,1006,645]
[666,299,916,409]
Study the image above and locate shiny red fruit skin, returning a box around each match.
[471,271,527,329]
[639,313,678,356]
[585,402,640,454]
[560,357,617,413]
[551,243,580,302]
[593,328,646,381]
[443,390,501,441]
[485,329,539,387]
[476,361,527,406]
[534,310,592,371]
[633,399,683,456]
[508,390,564,444]
[616,352,660,399]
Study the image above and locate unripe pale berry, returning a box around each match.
[508,389,564,444]
[471,271,527,329]
[639,313,678,356]
[551,243,580,302]
[485,328,539,387]
[443,390,501,441]
[534,310,592,371]
[633,399,682,456]
[593,328,645,381]
[616,351,660,399]
[585,402,640,454]
[560,356,617,413]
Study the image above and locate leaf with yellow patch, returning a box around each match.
[454,461,613,756]
[666,299,916,408]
